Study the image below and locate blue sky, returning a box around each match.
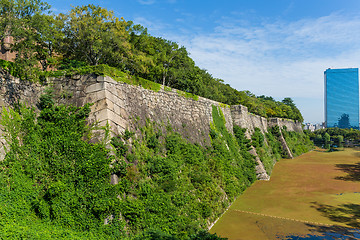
[46,0,360,123]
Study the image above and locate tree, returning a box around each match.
[0,0,52,75]
[0,0,51,37]
[30,14,62,70]
[130,36,186,86]
[57,4,132,68]
[281,97,303,122]
[282,97,295,108]
[323,132,331,149]
[314,134,323,146]
[335,135,344,147]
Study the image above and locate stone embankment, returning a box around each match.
[0,73,302,180]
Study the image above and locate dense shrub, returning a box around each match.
[0,100,127,238]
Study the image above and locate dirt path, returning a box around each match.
[210,148,360,239]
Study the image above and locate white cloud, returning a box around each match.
[133,16,171,34]
[137,0,156,5]
[169,14,360,123]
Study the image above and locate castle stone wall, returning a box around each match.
[0,73,303,180]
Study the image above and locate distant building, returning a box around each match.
[304,123,315,131]
[324,68,359,129]
[303,122,325,132]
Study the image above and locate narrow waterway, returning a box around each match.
[210,148,360,239]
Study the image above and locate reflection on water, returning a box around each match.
[283,228,360,239]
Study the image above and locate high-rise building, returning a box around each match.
[324,68,359,129]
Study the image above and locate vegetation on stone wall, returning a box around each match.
[250,128,282,174]
[248,126,313,174]
[281,126,314,156]
[106,105,256,238]
[0,1,313,238]
[0,95,243,239]
[0,102,120,239]
[0,0,303,122]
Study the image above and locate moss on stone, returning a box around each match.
[219,103,230,109]
[164,86,172,92]
[44,64,162,92]
[176,90,199,101]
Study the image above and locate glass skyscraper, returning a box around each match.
[324,68,359,129]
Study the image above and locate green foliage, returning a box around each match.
[0,98,128,238]
[232,126,256,183]
[111,136,128,157]
[0,0,57,77]
[0,59,22,78]
[310,127,360,142]
[56,4,132,67]
[37,87,55,110]
[323,132,331,143]
[281,127,314,157]
[249,126,313,174]
[335,135,344,147]
[164,86,172,92]
[44,63,163,92]
[98,107,256,238]
[250,128,279,174]
[308,127,360,149]
[251,128,264,149]
[211,106,256,193]
[266,129,285,159]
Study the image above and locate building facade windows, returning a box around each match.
[324,68,359,129]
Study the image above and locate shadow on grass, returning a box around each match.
[311,202,360,229]
[334,162,360,181]
[282,202,360,239]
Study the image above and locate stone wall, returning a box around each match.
[0,73,303,180]
[230,104,302,137]
[231,105,268,138]
[0,71,43,160]
[268,118,303,132]
[50,75,233,145]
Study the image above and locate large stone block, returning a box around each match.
[84,90,106,103]
[85,82,105,94]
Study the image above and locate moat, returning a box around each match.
[211,148,360,239]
